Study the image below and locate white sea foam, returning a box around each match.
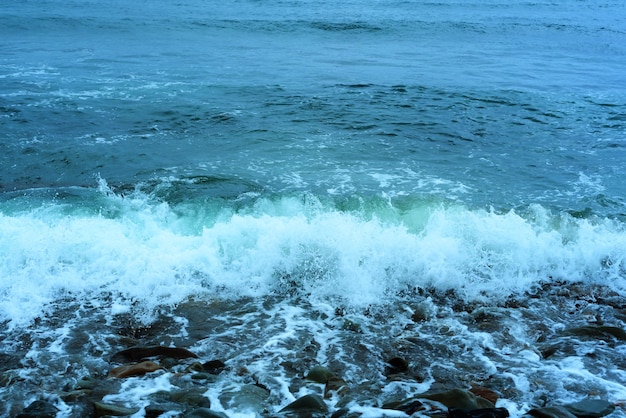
[1,189,625,329]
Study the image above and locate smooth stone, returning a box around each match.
[111,346,198,363]
[170,389,211,408]
[280,394,329,413]
[75,376,99,390]
[107,361,161,378]
[382,398,425,415]
[184,408,229,418]
[449,407,510,418]
[145,402,184,418]
[526,406,578,418]
[306,365,334,383]
[563,399,615,417]
[93,401,140,417]
[191,372,219,382]
[417,388,495,410]
[16,400,59,418]
[219,384,270,412]
[59,389,92,402]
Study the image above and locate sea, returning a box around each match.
[1,0,626,417]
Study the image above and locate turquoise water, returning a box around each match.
[1,1,626,416]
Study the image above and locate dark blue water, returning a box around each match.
[2,1,626,416]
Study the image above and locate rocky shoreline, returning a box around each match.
[3,283,626,417]
[10,344,620,417]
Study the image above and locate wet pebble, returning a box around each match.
[107,360,161,378]
[280,393,329,416]
[525,405,578,418]
[306,365,334,383]
[418,388,496,410]
[93,401,139,417]
[184,407,229,418]
[16,400,59,418]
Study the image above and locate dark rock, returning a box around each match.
[417,388,495,410]
[145,401,184,418]
[330,407,350,418]
[16,400,59,418]
[280,394,329,414]
[107,360,161,378]
[383,398,425,415]
[93,401,139,417]
[184,408,229,418]
[203,359,226,374]
[563,399,615,417]
[111,346,198,363]
[449,407,509,418]
[539,345,559,359]
[562,326,626,342]
[306,365,334,383]
[331,407,363,418]
[526,406,578,418]
[385,357,409,375]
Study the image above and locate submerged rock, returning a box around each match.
[184,408,229,418]
[384,356,409,375]
[525,406,578,418]
[93,401,139,417]
[382,398,426,415]
[110,346,198,363]
[563,399,615,417]
[306,365,334,383]
[219,383,270,413]
[324,376,349,399]
[145,401,184,418]
[280,394,329,415]
[417,388,496,410]
[0,370,21,388]
[107,360,161,378]
[203,359,226,374]
[16,400,59,418]
[449,407,510,418]
[562,326,626,342]
[170,388,212,408]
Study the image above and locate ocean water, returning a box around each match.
[1,0,626,416]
